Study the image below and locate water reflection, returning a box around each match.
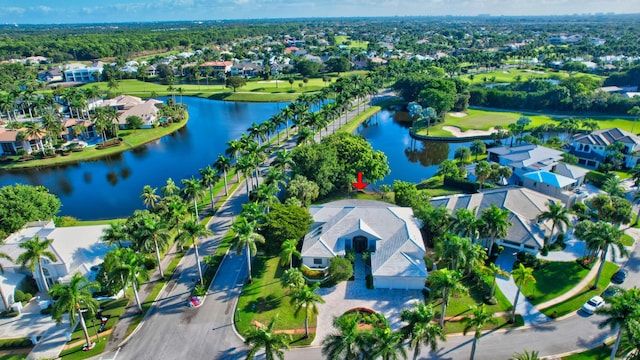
[404,141,450,167]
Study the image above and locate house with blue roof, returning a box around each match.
[522,170,584,206]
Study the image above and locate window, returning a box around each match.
[313,258,323,265]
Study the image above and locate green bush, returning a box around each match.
[192,285,207,297]
[586,170,609,188]
[540,247,549,256]
[515,251,544,269]
[327,256,353,283]
[0,311,19,318]
[345,250,356,264]
[14,290,25,303]
[365,275,374,289]
[143,256,157,270]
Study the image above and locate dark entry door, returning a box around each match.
[353,236,368,253]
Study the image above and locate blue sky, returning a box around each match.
[0,0,638,24]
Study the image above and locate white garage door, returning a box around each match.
[374,276,424,290]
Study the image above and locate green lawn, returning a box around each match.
[420,108,636,137]
[540,262,619,318]
[334,36,369,50]
[236,256,315,346]
[437,275,511,320]
[59,297,129,360]
[521,261,590,305]
[459,68,603,85]
[621,233,635,247]
[0,117,187,170]
[562,344,614,359]
[339,105,381,134]
[0,355,27,360]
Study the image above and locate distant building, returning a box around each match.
[63,61,104,83]
[101,95,164,129]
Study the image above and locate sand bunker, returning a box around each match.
[448,112,468,118]
[442,126,498,138]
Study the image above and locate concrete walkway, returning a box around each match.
[495,252,549,325]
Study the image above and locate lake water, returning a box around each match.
[355,109,473,185]
[0,97,286,219]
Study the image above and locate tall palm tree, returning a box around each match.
[231,217,265,283]
[536,200,572,248]
[237,155,255,201]
[596,287,640,360]
[49,273,99,350]
[214,155,232,196]
[0,252,14,310]
[429,269,468,327]
[480,204,511,255]
[17,235,57,293]
[272,148,295,176]
[181,176,203,219]
[575,220,628,289]
[511,263,536,323]
[462,304,496,360]
[475,161,492,189]
[162,178,180,197]
[279,239,300,269]
[140,185,160,209]
[244,317,291,360]
[290,283,325,338]
[470,140,486,162]
[400,301,446,360]
[370,325,406,360]
[176,217,213,287]
[109,247,147,313]
[100,220,127,248]
[451,207,481,240]
[322,315,366,360]
[133,213,171,279]
[440,235,471,270]
[199,165,219,210]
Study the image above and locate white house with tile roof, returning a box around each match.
[569,128,640,168]
[301,201,427,290]
[430,187,560,254]
[0,221,111,310]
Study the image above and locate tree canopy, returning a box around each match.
[260,203,313,255]
[0,184,61,237]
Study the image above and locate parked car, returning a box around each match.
[187,296,202,308]
[602,286,621,298]
[611,269,628,284]
[582,296,605,315]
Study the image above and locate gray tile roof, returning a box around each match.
[302,202,426,278]
[573,128,640,146]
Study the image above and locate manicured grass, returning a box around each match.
[236,256,315,346]
[419,108,636,137]
[459,68,603,85]
[539,262,619,318]
[437,275,511,320]
[219,92,300,102]
[339,105,381,134]
[57,218,126,227]
[0,117,187,170]
[0,338,31,350]
[521,261,590,305]
[315,189,392,205]
[417,176,464,197]
[0,355,28,360]
[562,343,614,360]
[621,233,635,247]
[59,297,129,360]
[443,314,524,334]
[334,36,369,50]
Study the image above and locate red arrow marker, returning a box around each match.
[352,172,368,190]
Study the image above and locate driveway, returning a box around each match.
[313,256,421,346]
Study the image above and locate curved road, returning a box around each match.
[108,96,637,360]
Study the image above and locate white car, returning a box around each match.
[582,296,605,315]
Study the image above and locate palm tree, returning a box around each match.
[181,176,203,219]
[17,235,57,293]
[0,252,14,310]
[133,213,171,279]
[162,178,180,197]
[451,207,481,240]
[596,287,640,360]
[462,304,496,360]
[140,185,160,209]
[370,326,406,360]
[536,201,572,248]
[231,217,265,283]
[470,140,486,162]
[511,263,536,323]
[487,263,509,298]
[322,315,366,360]
[176,217,213,287]
[199,165,219,210]
[100,221,127,248]
[244,317,291,360]
[214,155,232,196]
[237,155,255,201]
[480,204,511,255]
[575,220,628,289]
[440,235,471,270]
[279,239,300,269]
[400,301,446,360]
[475,161,492,189]
[109,247,147,313]
[290,283,325,338]
[429,269,468,327]
[272,149,295,176]
[510,349,541,360]
[49,273,99,350]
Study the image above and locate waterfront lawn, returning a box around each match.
[520,261,590,305]
[0,118,187,169]
[236,256,315,346]
[459,68,603,85]
[539,262,618,318]
[339,105,381,133]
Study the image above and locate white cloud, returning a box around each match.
[1,7,25,14]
